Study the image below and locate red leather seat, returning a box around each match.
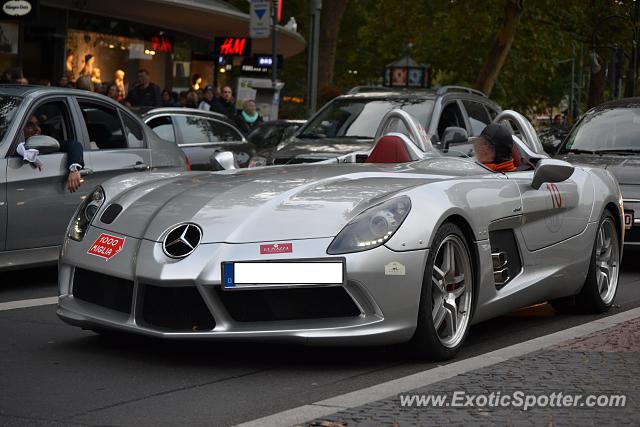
[366,135,413,163]
[511,144,524,168]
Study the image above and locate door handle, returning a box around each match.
[79,168,94,176]
[133,161,149,171]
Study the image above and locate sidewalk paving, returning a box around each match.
[303,317,640,427]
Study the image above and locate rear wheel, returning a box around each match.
[577,211,620,313]
[411,222,474,360]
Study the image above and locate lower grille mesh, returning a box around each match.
[216,286,361,322]
[140,284,215,332]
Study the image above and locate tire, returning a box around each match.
[575,211,621,313]
[411,222,474,360]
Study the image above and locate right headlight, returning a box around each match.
[68,186,105,241]
[327,196,411,255]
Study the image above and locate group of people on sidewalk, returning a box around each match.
[195,84,263,134]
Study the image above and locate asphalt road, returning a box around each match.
[1,253,640,427]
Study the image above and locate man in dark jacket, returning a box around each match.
[126,69,161,107]
[212,85,237,119]
[473,123,516,172]
[22,115,84,192]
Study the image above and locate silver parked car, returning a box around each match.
[58,110,623,360]
[0,86,187,270]
[142,108,259,169]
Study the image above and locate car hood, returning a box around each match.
[273,137,373,162]
[556,153,640,185]
[96,159,481,244]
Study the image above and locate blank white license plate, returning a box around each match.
[222,261,344,289]
[624,211,634,230]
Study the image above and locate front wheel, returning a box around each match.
[411,222,474,360]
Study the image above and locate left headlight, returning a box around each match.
[68,186,105,241]
[248,155,268,168]
[327,196,411,255]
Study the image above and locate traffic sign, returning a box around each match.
[250,0,271,39]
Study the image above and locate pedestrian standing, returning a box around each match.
[126,69,161,107]
[212,85,237,119]
[235,99,263,135]
[198,86,215,111]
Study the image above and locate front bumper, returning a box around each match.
[58,226,428,345]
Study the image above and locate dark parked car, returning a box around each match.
[0,85,187,270]
[271,86,501,165]
[142,108,259,170]
[247,119,306,165]
[555,98,640,246]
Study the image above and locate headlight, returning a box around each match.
[68,186,105,241]
[248,155,268,168]
[327,196,411,255]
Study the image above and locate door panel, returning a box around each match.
[511,169,594,251]
[6,155,91,249]
[77,99,152,190]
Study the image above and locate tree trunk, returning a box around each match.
[587,53,607,108]
[318,0,348,95]
[474,0,524,96]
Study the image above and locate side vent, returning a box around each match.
[492,251,510,288]
[488,229,522,290]
[100,204,123,224]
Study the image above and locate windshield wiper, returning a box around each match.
[594,149,640,155]
[564,148,597,154]
[340,135,374,139]
[298,133,326,139]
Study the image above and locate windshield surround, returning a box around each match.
[298,97,435,141]
[0,95,22,146]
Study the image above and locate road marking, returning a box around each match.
[0,296,57,312]
[234,307,640,427]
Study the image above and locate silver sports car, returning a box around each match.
[57,110,624,360]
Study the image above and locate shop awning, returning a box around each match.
[44,0,306,58]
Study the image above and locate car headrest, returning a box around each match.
[366,134,415,163]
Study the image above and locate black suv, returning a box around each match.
[272,86,501,164]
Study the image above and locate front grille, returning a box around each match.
[72,268,133,313]
[273,157,327,165]
[140,284,215,332]
[216,286,361,322]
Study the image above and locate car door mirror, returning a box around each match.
[24,135,60,154]
[442,127,468,151]
[211,151,237,170]
[531,159,574,190]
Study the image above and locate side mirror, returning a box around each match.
[211,151,237,170]
[531,159,574,190]
[24,135,60,154]
[442,127,468,151]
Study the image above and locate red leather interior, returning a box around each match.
[366,135,413,163]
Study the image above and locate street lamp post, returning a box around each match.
[306,0,321,115]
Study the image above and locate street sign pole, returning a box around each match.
[272,0,278,89]
[307,0,321,115]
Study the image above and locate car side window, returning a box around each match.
[175,116,216,144]
[485,105,499,120]
[208,119,243,142]
[79,101,127,150]
[122,113,145,148]
[462,100,492,136]
[437,101,465,140]
[147,116,176,143]
[21,101,73,149]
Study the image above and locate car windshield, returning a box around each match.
[248,124,286,149]
[563,106,640,153]
[298,98,434,140]
[0,95,22,145]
